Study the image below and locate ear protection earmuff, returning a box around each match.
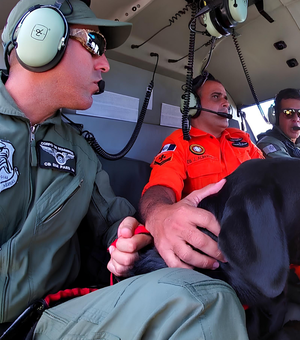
[268,103,277,125]
[202,9,231,39]
[218,0,248,28]
[11,3,69,72]
[186,71,209,118]
[200,0,248,38]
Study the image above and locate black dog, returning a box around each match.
[131,158,300,339]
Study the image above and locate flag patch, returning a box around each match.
[159,144,176,153]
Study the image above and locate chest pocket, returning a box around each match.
[232,146,253,164]
[187,156,222,178]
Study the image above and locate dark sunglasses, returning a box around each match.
[69,28,106,56]
[281,109,300,119]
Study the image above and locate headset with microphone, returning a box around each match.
[267,88,300,126]
[181,71,233,120]
[5,0,71,73]
[5,0,106,93]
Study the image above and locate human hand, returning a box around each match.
[144,180,227,270]
[107,216,153,277]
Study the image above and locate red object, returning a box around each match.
[109,225,151,285]
[290,264,300,280]
[44,287,98,306]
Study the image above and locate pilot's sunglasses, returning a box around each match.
[282,109,300,119]
[69,28,107,56]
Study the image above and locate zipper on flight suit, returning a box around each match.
[30,124,39,167]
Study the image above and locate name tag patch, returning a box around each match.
[38,141,76,175]
[232,141,249,148]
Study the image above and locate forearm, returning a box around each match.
[138,182,227,269]
[139,185,176,227]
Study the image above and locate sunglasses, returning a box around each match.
[69,28,106,56]
[281,109,300,119]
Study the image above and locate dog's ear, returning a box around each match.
[219,185,289,299]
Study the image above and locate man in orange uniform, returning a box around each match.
[139,73,264,271]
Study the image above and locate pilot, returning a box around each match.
[139,73,264,271]
[0,0,249,339]
[257,88,300,158]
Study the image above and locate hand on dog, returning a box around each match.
[107,216,153,277]
[140,180,227,270]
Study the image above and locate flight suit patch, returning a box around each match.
[232,141,249,148]
[227,137,243,142]
[153,153,173,166]
[189,144,205,155]
[38,141,76,175]
[159,144,176,153]
[0,140,19,193]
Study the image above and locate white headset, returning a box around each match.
[201,0,248,38]
[10,2,69,72]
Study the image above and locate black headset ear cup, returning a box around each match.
[202,9,231,38]
[217,1,238,28]
[268,104,277,125]
[12,5,69,72]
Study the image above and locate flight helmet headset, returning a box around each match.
[2,0,132,73]
[268,88,300,125]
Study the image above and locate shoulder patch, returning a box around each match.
[38,141,76,175]
[159,144,177,153]
[0,140,19,192]
[262,144,278,155]
[153,153,173,166]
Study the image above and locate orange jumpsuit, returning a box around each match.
[143,127,264,201]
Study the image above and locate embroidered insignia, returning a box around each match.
[190,144,205,155]
[262,144,277,155]
[38,141,76,175]
[227,137,243,142]
[153,153,173,166]
[0,140,19,193]
[159,144,177,154]
[232,141,249,148]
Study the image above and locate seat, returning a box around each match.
[99,156,151,211]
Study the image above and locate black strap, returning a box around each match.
[0,324,11,336]
[0,300,46,340]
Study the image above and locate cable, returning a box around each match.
[232,29,269,123]
[131,4,191,49]
[201,37,216,72]
[181,1,198,141]
[75,53,159,160]
[168,38,214,63]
